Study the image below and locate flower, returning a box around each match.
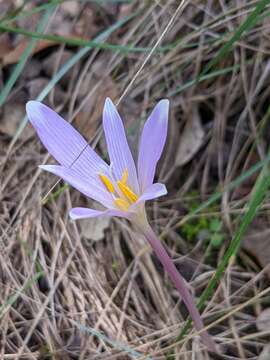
[26,98,217,352]
[26,98,169,221]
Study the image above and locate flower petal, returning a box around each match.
[138,99,169,192]
[39,165,113,208]
[69,207,129,220]
[136,183,167,204]
[103,98,139,193]
[26,101,109,179]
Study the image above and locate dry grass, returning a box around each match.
[1,0,270,359]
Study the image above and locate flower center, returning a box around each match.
[99,169,138,211]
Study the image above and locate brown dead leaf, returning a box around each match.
[242,221,270,278]
[2,39,57,66]
[80,217,110,242]
[1,0,97,66]
[1,32,94,66]
[0,103,24,136]
[175,105,205,167]
[0,102,31,139]
[0,34,13,57]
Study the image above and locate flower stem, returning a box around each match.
[134,212,217,352]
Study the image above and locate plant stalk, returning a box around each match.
[133,210,217,353]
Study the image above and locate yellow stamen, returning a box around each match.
[114,197,130,211]
[118,181,138,203]
[121,169,128,184]
[99,174,115,193]
[99,169,138,211]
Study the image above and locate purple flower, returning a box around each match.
[26,98,217,352]
[26,98,168,221]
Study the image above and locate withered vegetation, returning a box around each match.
[1,1,270,358]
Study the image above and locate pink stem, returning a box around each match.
[135,213,217,352]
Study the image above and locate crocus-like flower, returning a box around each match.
[26,98,217,352]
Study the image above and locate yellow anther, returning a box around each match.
[118,181,138,204]
[121,169,128,184]
[99,169,138,211]
[114,198,130,211]
[99,174,115,193]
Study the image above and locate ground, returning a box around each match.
[1,1,270,359]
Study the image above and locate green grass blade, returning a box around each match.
[73,321,150,359]
[8,12,136,151]
[176,104,270,345]
[198,163,270,307]
[170,63,242,96]
[0,0,130,24]
[43,183,68,204]
[198,0,270,78]
[169,1,269,98]
[0,6,55,107]
[177,155,270,343]
[176,155,270,228]
[172,0,270,340]
[0,272,44,318]
[0,0,64,23]
[0,17,159,54]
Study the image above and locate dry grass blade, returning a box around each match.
[1,0,270,359]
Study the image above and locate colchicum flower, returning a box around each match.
[26,98,217,352]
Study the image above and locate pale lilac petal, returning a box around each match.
[26,101,109,179]
[134,183,167,206]
[39,165,113,208]
[69,207,129,220]
[103,98,139,193]
[138,100,169,192]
